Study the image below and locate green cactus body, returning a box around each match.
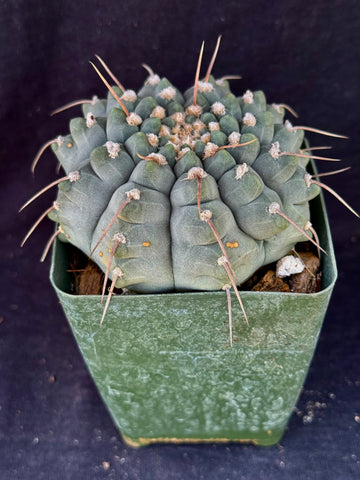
[38,70,324,295]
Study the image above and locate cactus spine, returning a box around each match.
[22,39,358,335]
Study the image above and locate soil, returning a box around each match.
[68,242,322,296]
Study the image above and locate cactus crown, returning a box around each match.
[22,40,358,335]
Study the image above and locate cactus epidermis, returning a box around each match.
[23,43,356,311]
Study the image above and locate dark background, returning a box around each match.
[1,1,359,478]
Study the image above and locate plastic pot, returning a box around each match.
[50,189,337,447]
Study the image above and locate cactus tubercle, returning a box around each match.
[22,41,358,341]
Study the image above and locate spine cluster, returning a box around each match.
[21,44,356,334]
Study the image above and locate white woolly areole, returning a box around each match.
[171,124,181,135]
[186,167,207,179]
[53,200,60,210]
[304,220,312,230]
[126,112,142,126]
[208,121,220,132]
[268,202,280,215]
[68,171,80,182]
[192,119,206,131]
[113,266,124,278]
[172,112,186,124]
[113,232,127,244]
[269,141,281,159]
[201,132,211,143]
[200,209,213,222]
[150,106,166,119]
[203,142,219,159]
[147,74,161,86]
[159,124,171,137]
[285,120,294,131]
[146,133,159,147]
[91,95,99,105]
[228,131,241,145]
[243,112,256,127]
[126,188,140,200]
[55,135,65,146]
[186,104,203,117]
[166,140,180,153]
[159,86,176,100]
[121,90,137,102]
[215,78,226,86]
[211,102,226,116]
[198,81,214,92]
[86,112,97,128]
[304,172,312,188]
[145,153,167,165]
[276,255,305,278]
[105,141,121,158]
[235,163,249,179]
[189,139,198,150]
[242,90,254,104]
[217,255,227,266]
[177,147,190,160]
[272,103,282,113]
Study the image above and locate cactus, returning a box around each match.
[21,39,358,334]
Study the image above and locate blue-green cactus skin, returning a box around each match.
[45,73,322,293]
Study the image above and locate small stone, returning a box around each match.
[276,255,305,278]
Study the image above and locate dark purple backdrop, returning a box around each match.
[1,1,359,479]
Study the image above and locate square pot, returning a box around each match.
[50,189,337,447]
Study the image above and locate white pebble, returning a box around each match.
[276,255,305,278]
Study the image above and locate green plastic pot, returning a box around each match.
[50,188,337,447]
